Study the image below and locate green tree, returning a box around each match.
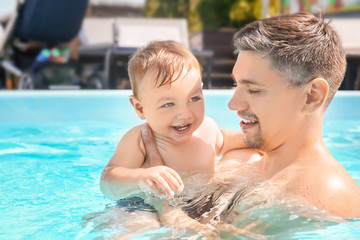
[144,0,281,32]
[144,0,202,32]
[228,0,259,27]
[196,0,235,30]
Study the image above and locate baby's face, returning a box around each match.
[138,68,204,143]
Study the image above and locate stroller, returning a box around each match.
[0,0,106,89]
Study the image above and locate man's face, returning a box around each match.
[229,51,306,151]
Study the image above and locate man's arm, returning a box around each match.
[141,124,165,166]
[219,129,249,155]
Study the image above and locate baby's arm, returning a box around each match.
[100,125,183,200]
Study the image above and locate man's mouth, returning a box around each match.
[240,118,258,130]
[242,119,257,124]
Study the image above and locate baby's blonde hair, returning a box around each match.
[128,40,201,97]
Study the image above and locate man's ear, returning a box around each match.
[303,77,329,114]
[129,95,145,119]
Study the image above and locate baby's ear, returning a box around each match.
[129,95,145,119]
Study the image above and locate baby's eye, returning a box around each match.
[161,102,174,108]
[190,96,201,102]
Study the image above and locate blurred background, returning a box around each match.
[1,0,359,90]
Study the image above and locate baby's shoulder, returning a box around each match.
[120,124,146,151]
[122,124,143,139]
[201,116,219,129]
[195,116,220,141]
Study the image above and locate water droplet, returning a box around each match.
[289,214,299,221]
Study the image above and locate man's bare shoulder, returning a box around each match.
[286,162,360,218]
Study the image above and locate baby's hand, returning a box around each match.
[139,166,184,198]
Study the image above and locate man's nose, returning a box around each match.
[228,89,248,111]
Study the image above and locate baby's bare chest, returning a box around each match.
[159,140,216,173]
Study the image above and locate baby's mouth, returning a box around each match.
[172,124,191,132]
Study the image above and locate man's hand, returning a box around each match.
[141,124,165,166]
[139,166,184,198]
[141,123,184,197]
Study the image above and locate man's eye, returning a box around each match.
[190,96,201,102]
[161,102,174,108]
[248,89,260,94]
[232,80,237,87]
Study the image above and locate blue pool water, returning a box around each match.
[0,90,359,239]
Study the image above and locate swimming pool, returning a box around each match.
[0,90,359,239]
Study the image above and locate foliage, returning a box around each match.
[196,0,237,30]
[144,0,202,32]
[228,0,261,28]
[144,0,281,32]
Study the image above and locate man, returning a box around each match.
[141,12,360,218]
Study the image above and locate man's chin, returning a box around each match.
[245,136,263,149]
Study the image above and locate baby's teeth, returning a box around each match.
[177,125,189,130]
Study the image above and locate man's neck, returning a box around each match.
[262,122,328,178]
